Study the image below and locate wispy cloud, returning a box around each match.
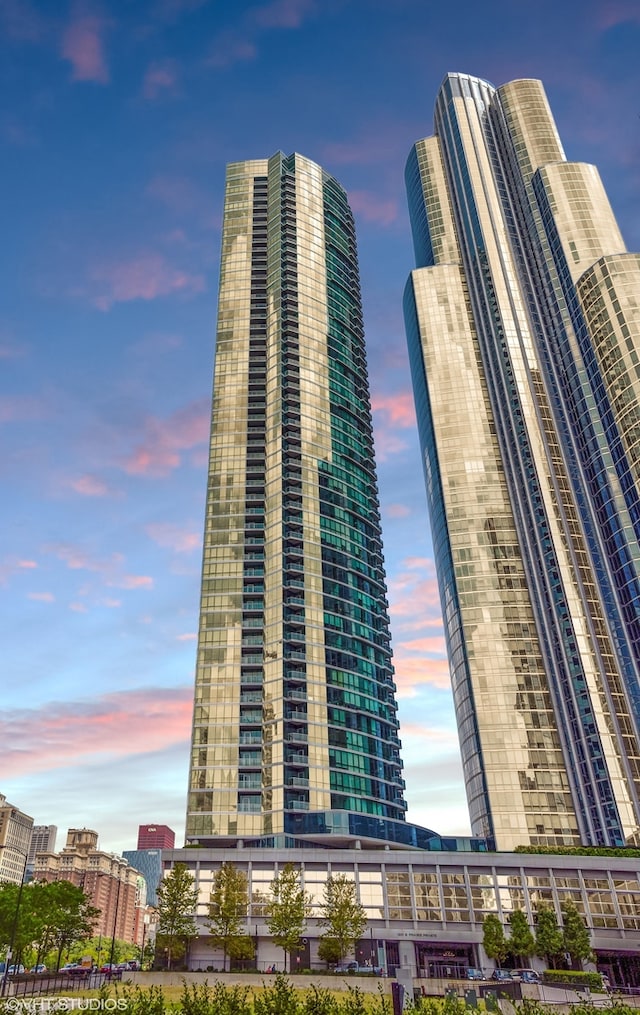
[121,398,210,477]
[387,555,448,696]
[68,474,112,497]
[593,0,640,30]
[145,522,200,553]
[28,591,55,603]
[142,59,180,100]
[349,190,398,227]
[207,0,316,69]
[250,0,314,29]
[45,543,153,591]
[176,632,197,641]
[372,391,416,428]
[206,30,256,69]
[0,557,38,586]
[0,685,193,778]
[386,503,411,518]
[151,0,209,21]
[89,252,206,310]
[61,10,110,84]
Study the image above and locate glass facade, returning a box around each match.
[186,153,406,846]
[165,844,640,980]
[404,74,640,851]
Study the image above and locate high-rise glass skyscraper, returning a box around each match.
[186,152,409,849]
[404,73,640,852]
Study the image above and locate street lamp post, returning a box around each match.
[0,846,29,998]
[107,875,123,975]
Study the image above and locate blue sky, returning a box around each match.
[1,0,639,855]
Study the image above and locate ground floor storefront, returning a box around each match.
[163,845,640,987]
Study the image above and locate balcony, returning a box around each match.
[240,710,262,724]
[285,708,307,721]
[286,776,309,788]
[285,730,308,744]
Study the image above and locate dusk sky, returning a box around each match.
[2,0,639,856]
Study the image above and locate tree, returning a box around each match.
[156,863,199,970]
[0,880,99,971]
[266,863,312,972]
[535,902,564,968]
[207,862,254,972]
[507,909,535,964]
[318,873,367,967]
[483,913,508,966]
[561,898,594,967]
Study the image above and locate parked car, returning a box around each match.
[465,968,486,980]
[334,961,384,975]
[29,965,47,974]
[126,960,140,971]
[7,965,25,976]
[511,969,540,983]
[492,969,514,981]
[100,963,118,974]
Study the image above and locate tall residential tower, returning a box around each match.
[404,74,640,851]
[186,152,410,849]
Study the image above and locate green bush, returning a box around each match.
[541,970,604,991]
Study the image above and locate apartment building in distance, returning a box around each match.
[0,792,33,884]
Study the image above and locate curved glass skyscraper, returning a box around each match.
[404,74,640,851]
[186,152,408,848]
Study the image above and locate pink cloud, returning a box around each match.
[207,31,257,69]
[388,558,442,638]
[146,522,200,553]
[0,685,193,778]
[70,602,88,613]
[109,574,153,590]
[371,391,416,428]
[393,656,451,696]
[28,591,55,602]
[404,556,432,570]
[251,0,315,29]
[0,395,48,423]
[0,557,38,586]
[176,632,197,641]
[142,59,180,100]
[349,190,398,227]
[99,598,121,608]
[386,503,411,519]
[374,431,408,462]
[153,0,208,19]
[69,474,110,497]
[45,544,153,592]
[121,398,210,477]
[399,635,447,655]
[61,12,110,84]
[594,0,640,29]
[48,544,122,572]
[90,253,206,310]
[207,0,314,68]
